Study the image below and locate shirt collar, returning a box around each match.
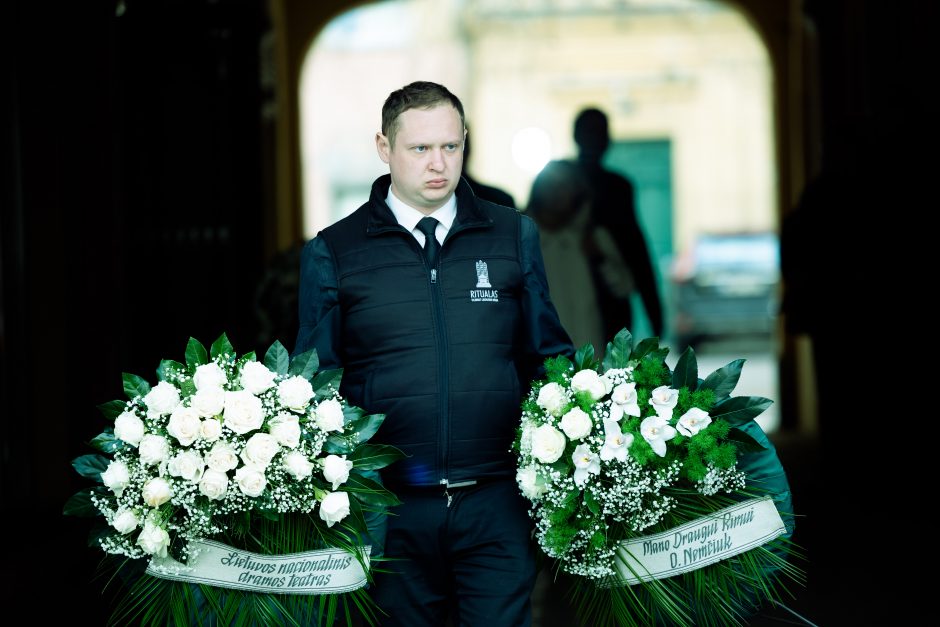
[386,188,457,235]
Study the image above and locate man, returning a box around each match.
[461,125,516,208]
[572,107,664,340]
[294,81,573,626]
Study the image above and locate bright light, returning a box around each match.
[511,127,552,173]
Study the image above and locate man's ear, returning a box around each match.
[376,132,391,164]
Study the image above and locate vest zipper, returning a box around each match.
[429,258,449,485]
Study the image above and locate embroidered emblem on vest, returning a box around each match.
[470,260,499,302]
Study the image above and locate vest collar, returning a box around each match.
[366,174,494,236]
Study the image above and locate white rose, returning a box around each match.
[314,398,345,433]
[205,442,239,472]
[200,418,222,442]
[168,450,205,483]
[318,491,350,527]
[101,460,130,497]
[282,450,314,480]
[223,390,264,435]
[676,407,712,437]
[143,381,181,416]
[240,361,276,395]
[166,405,202,446]
[516,465,547,499]
[322,454,353,490]
[193,362,227,390]
[268,413,301,448]
[138,434,171,465]
[191,386,225,418]
[570,369,611,401]
[559,407,593,440]
[198,468,229,500]
[531,424,567,464]
[112,508,140,535]
[136,520,170,557]
[241,433,280,470]
[536,382,567,417]
[234,465,267,497]
[649,386,679,419]
[278,376,314,412]
[141,477,173,507]
[114,411,145,447]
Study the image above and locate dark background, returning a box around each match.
[2,0,929,624]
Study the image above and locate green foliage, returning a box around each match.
[544,354,573,383]
[711,396,774,428]
[699,358,746,402]
[97,399,127,420]
[185,336,208,368]
[122,372,151,400]
[209,332,235,362]
[63,489,98,517]
[288,348,320,381]
[574,343,598,371]
[602,328,634,370]
[90,429,124,454]
[671,347,698,391]
[264,340,290,375]
[72,453,109,481]
[156,359,185,383]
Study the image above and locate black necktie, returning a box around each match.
[416,217,440,268]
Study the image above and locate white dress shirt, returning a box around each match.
[386,188,457,247]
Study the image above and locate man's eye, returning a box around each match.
[444,144,458,152]
[413,146,427,153]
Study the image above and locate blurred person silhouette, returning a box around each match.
[572,107,664,341]
[462,124,516,208]
[526,159,636,354]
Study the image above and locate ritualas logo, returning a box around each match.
[470,260,498,302]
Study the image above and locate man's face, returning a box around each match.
[376,104,465,214]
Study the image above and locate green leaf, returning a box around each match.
[72,454,110,481]
[346,412,385,444]
[584,489,601,516]
[63,489,99,517]
[288,348,320,381]
[345,474,401,507]
[727,427,768,452]
[602,328,633,370]
[711,395,773,427]
[671,347,698,391]
[235,350,257,370]
[97,399,126,420]
[90,430,124,454]
[210,333,236,362]
[185,337,209,368]
[574,343,596,371]
[700,359,746,402]
[122,372,151,400]
[311,368,343,398]
[264,340,290,375]
[632,337,662,361]
[156,359,185,382]
[347,444,407,470]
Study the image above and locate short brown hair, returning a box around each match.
[382,81,465,146]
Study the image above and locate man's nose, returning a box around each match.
[427,148,445,171]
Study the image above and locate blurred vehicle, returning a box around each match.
[670,232,780,352]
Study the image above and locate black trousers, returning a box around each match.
[371,478,536,627]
